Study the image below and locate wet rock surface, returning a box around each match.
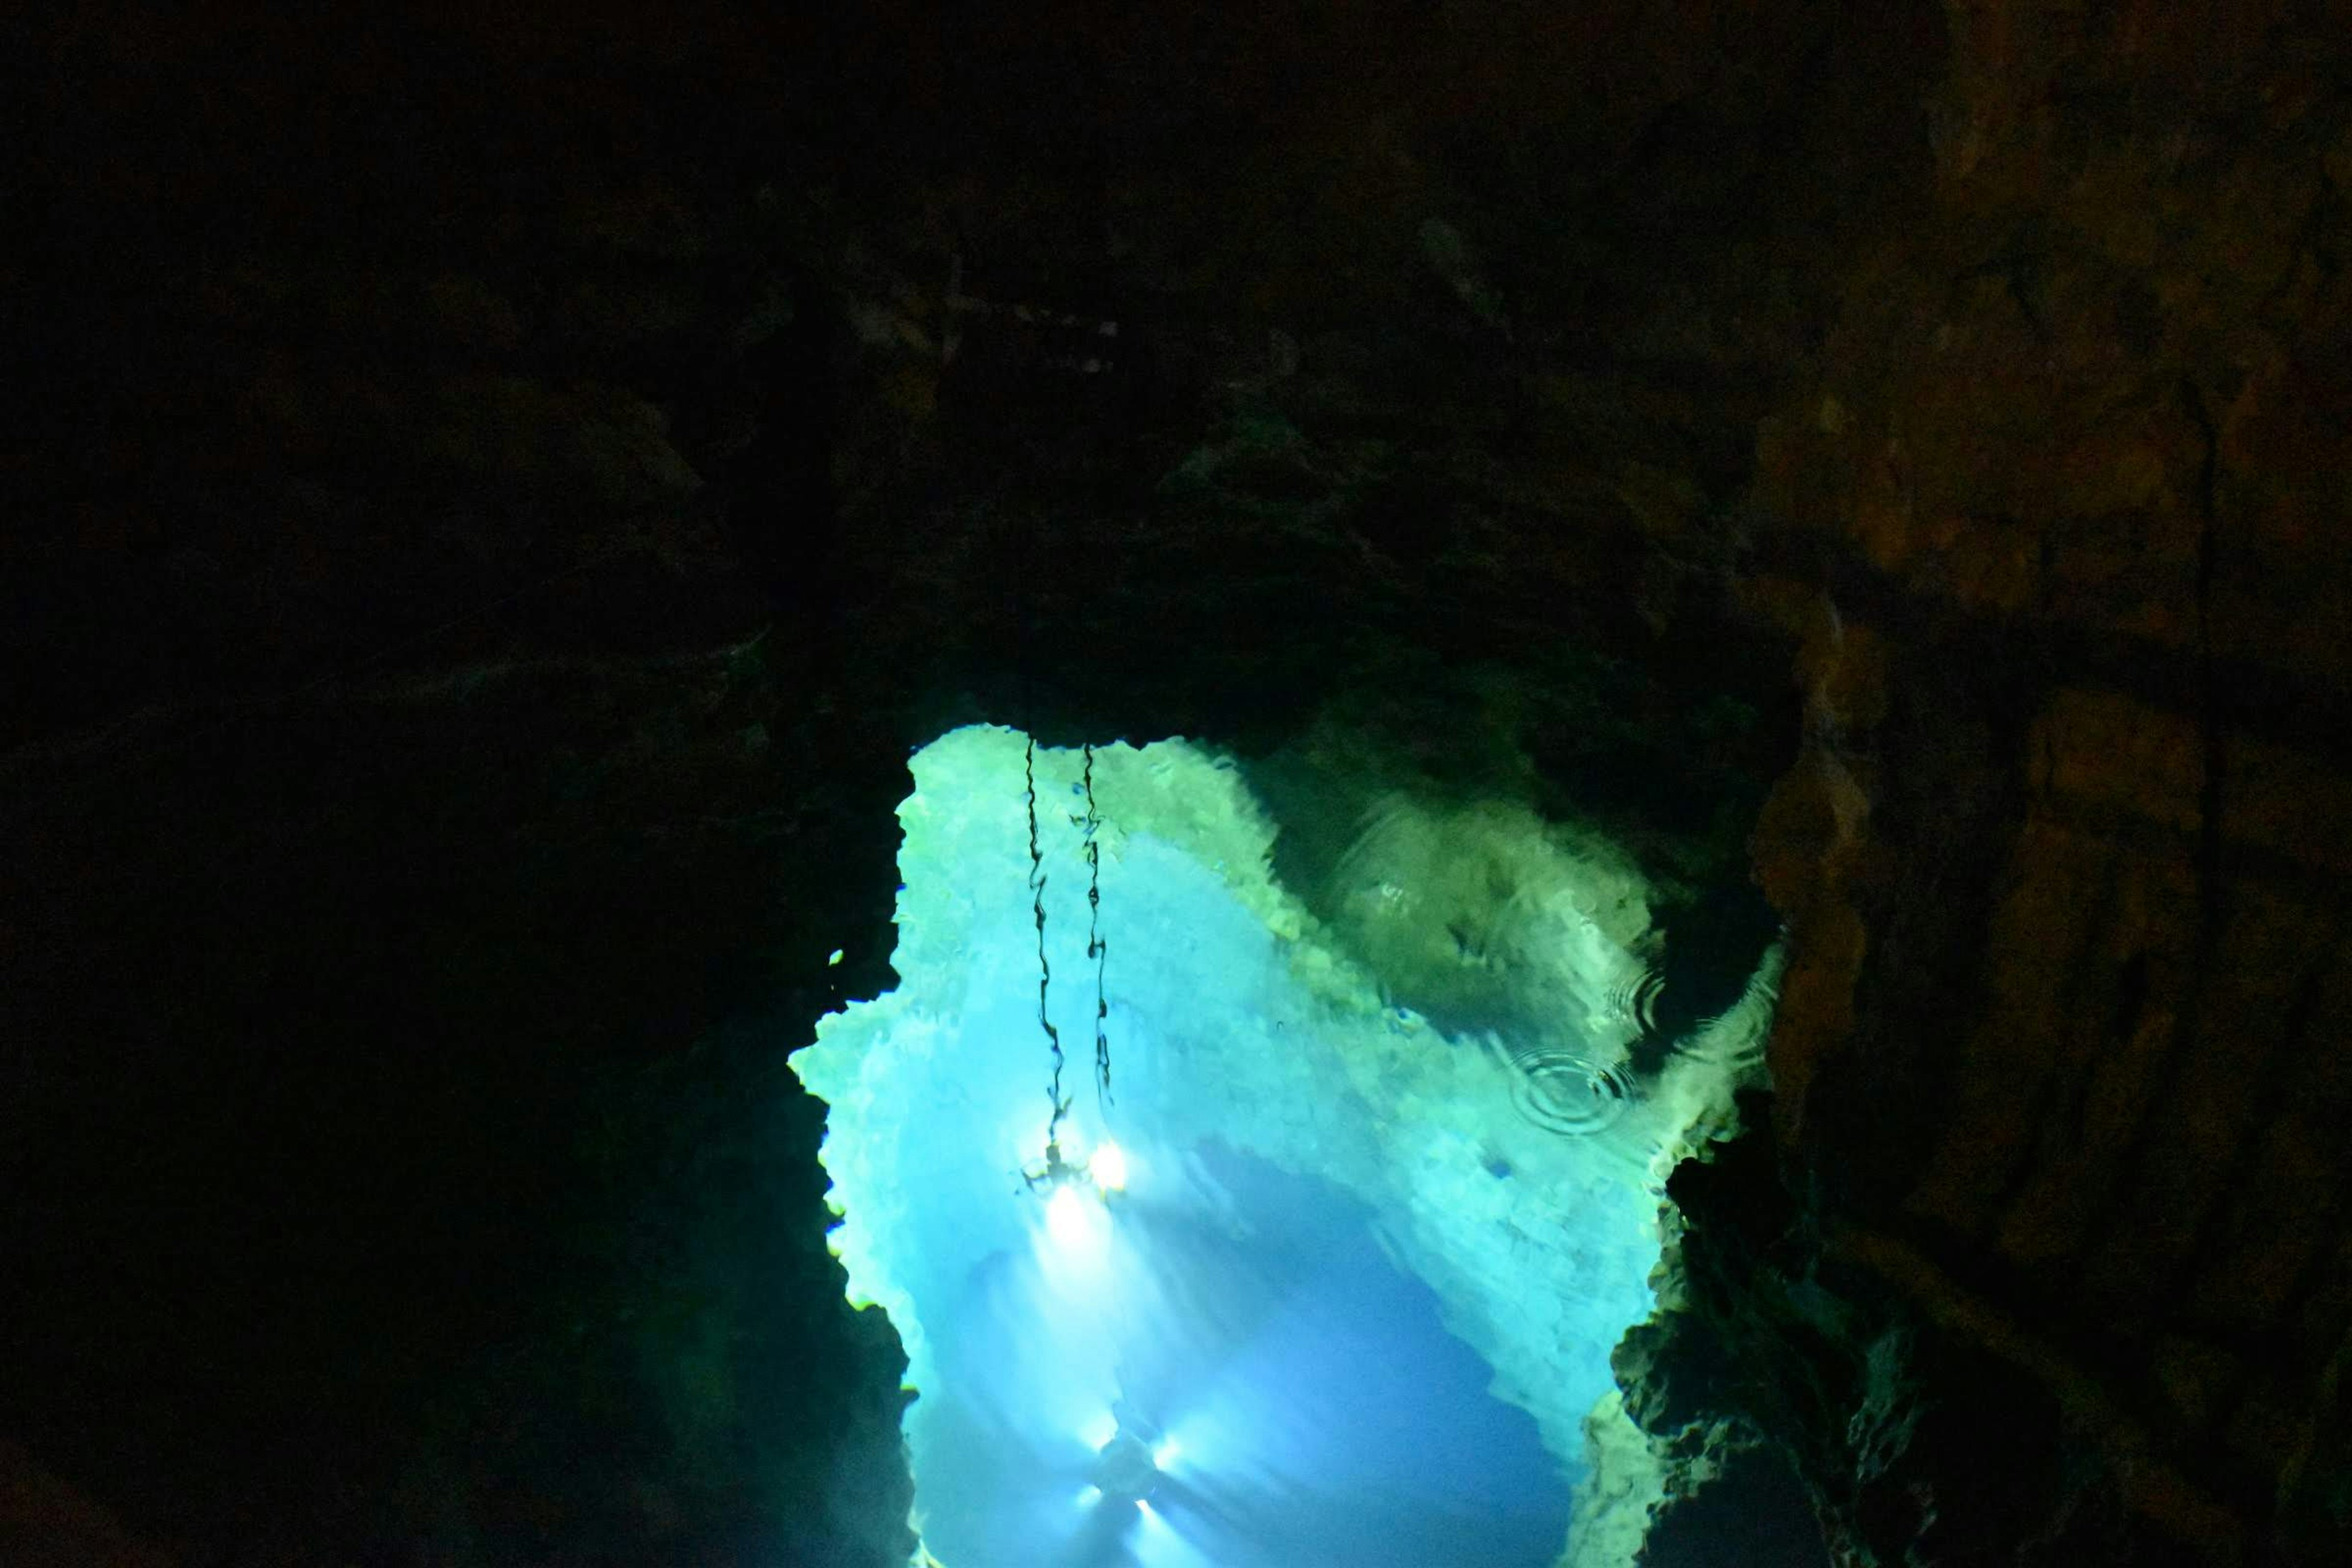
[5,2,2351,1562]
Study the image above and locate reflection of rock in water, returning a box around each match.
[1319,792,1659,1045]
[1605,967,1666,1036]
[1484,1035,1634,1136]
[1253,753,1780,1123]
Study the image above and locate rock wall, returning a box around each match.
[1689,1,2352,1559]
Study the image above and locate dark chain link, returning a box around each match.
[1083,744,1111,1105]
[1027,736,1069,1142]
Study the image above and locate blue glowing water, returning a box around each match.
[913,1140,1570,1568]
[795,733,1760,1567]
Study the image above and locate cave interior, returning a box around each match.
[6,4,2352,1566]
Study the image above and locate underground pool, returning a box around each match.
[790,726,1779,1567]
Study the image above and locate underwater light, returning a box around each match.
[1094,1428,1163,1506]
[1045,1185,1099,1251]
[1023,1132,1129,1200]
[1090,1404,1167,1507]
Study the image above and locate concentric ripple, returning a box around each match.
[1491,1039,1633,1136]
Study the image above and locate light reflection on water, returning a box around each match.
[912,1139,1572,1568]
[795,729,1780,1568]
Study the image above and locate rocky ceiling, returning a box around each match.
[4,2,2350,1564]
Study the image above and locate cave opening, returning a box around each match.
[792,724,1782,1566]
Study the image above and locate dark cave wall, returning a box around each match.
[1716,2,2352,1559]
[4,3,2351,1566]
[1,654,914,1565]
[9,12,927,1562]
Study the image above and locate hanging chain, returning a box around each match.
[1082,743,1112,1105]
[1027,736,1069,1145]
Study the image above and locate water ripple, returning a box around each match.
[1490,1038,1633,1137]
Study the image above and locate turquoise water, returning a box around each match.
[792,728,1776,1567]
[912,1140,1570,1567]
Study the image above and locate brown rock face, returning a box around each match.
[1714,1,2352,1558]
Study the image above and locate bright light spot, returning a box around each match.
[1153,1437,1182,1470]
[1077,1485,1101,1507]
[1046,1185,1102,1252]
[826,948,843,966]
[1080,1411,1119,1450]
[1088,1140,1129,1191]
